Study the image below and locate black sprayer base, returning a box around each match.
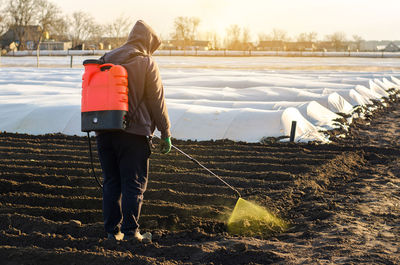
[81,110,128,132]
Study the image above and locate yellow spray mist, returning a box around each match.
[227,198,288,237]
[162,140,286,237]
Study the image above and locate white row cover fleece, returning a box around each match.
[0,67,399,143]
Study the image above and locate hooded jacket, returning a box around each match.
[100,20,171,139]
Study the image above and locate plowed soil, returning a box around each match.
[1,102,400,264]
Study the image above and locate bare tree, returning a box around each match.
[68,11,98,48]
[34,0,61,66]
[4,0,39,50]
[171,16,201,48]
[189,17,200,42]
[0,0,8,37]
[242,27,251,43]
[271,28,289,41]
[172,17,186,41]
[49,16,69,41]
[297,31,318,42]
[325,31,347,51]
[241,27,253,51]
[210,32,221,50]
[258,32,272,42]
[0,22,7,40]
[104,15,132,48]
[0,20,4,38]
[88,23,104,49]
[307,32,318,42]
[352,34,364,51]
[225,24,241,50]
[0,0,6,55]
[69,11,102,47]
[201,31,220,50]
[35,1,60,44]
[171,16,188,48]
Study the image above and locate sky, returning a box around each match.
[54,0,400,41]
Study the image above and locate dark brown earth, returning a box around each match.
[0,100,400,264]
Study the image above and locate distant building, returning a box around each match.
[382,42,400,52]
[284,41,315,51]
[0,25,42,50]
[190,40,213,50]
[257,40,285,51]
[161,40,178,50]
[242,42,256,51]
[315,41,350,52]
[347,41,360,52]
[39,41,72,50]
[99,37,127,50]
[161,40,212,50]
[360,40,400,51]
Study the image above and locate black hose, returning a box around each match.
[87,132,103,189]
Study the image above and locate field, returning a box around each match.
[1,56,400,264]
[1,99,399,264]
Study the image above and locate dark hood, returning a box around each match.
[126,20,161,55]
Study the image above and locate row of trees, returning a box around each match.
[170,17,252,50]
[171,16,365,51]
[0,0,365,51]
[0,0,133,50]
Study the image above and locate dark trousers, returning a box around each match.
[96,131,151,235]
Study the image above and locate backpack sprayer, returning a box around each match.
[81,59,129,132]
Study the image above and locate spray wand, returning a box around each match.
[154,135,241,198]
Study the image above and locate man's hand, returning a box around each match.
[160,137,172,154]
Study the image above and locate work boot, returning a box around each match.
[123,231,152,243]
[107,231,124,241]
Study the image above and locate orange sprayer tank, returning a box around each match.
[81,59,129,132]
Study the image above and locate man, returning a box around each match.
[96,20,171,242]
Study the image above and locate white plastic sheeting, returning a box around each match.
[0,64,399,143]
